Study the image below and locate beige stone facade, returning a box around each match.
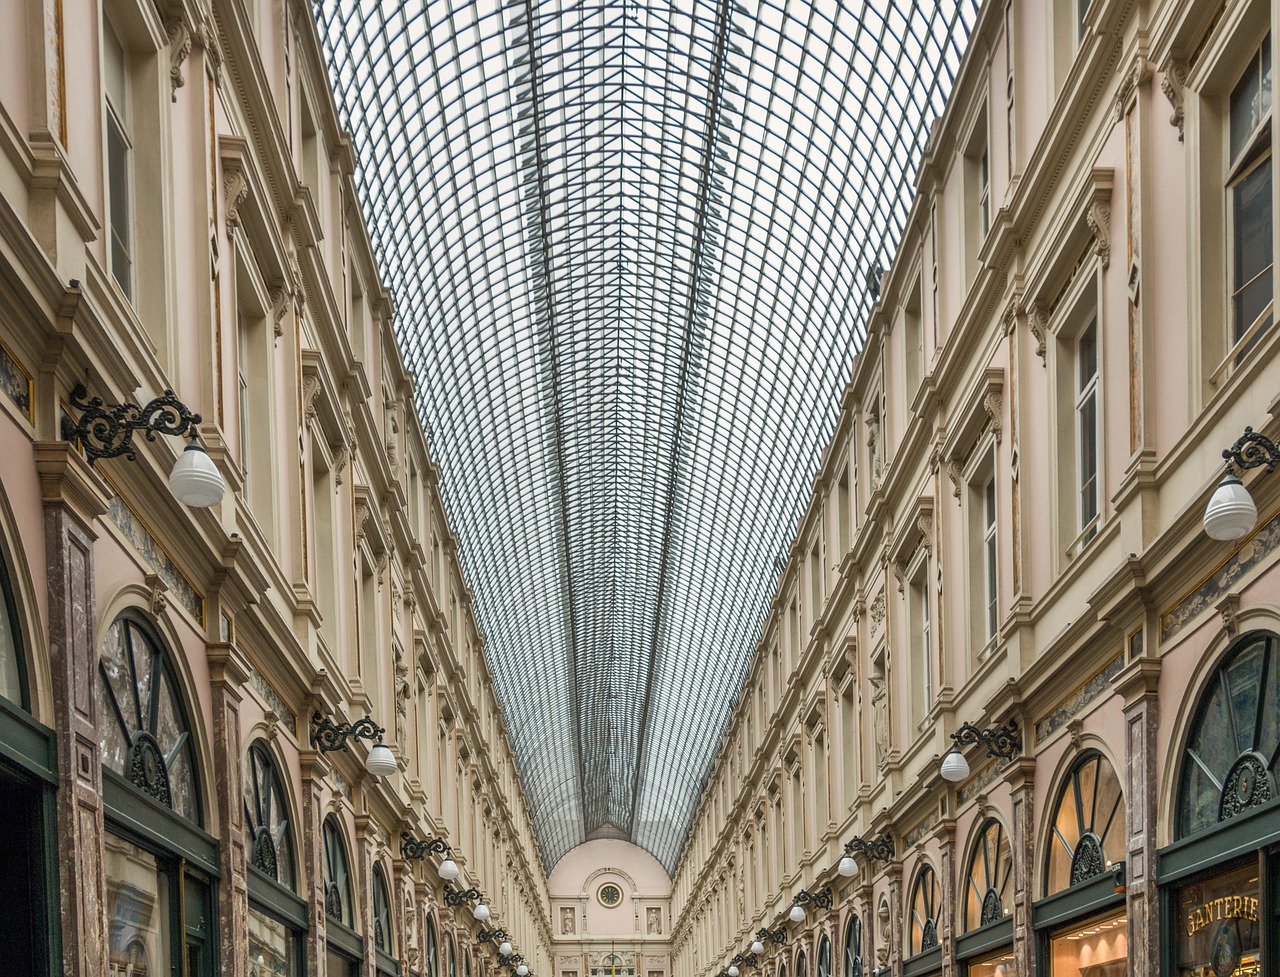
[669,1,1280,977]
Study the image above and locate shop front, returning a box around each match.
[1159,631,1280,977]
[1033,751,1129,977]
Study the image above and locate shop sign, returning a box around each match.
[1176,863,1261,977]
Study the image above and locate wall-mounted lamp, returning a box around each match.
[61,382,225,507]
[788,887,833,922]
[310,713,397,776]
[837,834,894,876]
[940,720,1021,783]
[477,928,510,956]
[400,833,461,880]
[498,953,522,968]
[446,885,491,921]
[1204,426,1280,540]
[515,966,530,977]
[753,927,786,952]
[731,952,758,970]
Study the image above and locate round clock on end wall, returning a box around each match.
[597,883,623,908]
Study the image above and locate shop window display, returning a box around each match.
[1047,911,1128,977]
[105,833,174,977]
[965,947,1015,977]
[1174,860,1261,977]
[249,906,299,977]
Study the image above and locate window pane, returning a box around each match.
[1232,160,1273,345]
[1077,321,1097,390]
[1079,392,1098,526]
[0,563,24,704]
[105,834,172,977]
[1049,912,1128,977]
[250,906,299,977]
[1229,43,1268,162]
[106,111,132,299]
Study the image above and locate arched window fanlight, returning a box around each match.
[0,552,29,708]
[817,936,831,977]
[843,915,863,977]
[1177,631,1280,839]
[243,741,295,888]
[1045,751,1126,896]
[448,934,457,977]
[963,819,1012,930]
[323,816,355,927]
[97,614,200,822]
[908,864,940,955]
[426,917,439,977]
[373,864,393,951]
[795,949,807,977]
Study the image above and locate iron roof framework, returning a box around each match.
[315,0,978,874]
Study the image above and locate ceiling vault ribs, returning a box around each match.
[511,0,592,843]
[625,0,735,843]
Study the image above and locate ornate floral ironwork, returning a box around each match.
[731,953,758,969]
[792,887,834,911]
[979,888,1003,926]
[756,927,787,946]
[128,732,173,806]
[401,831,453,861]
[920,920,938,951]
[951,721,1021,761]
[1069,832,1106,885]
[498,954,522,968]
[1218,752,1273,821]
[477,928,509,946]
[251,826,278,878]
[62,383,203,463]
[445,885,485,908]
[1223,426,1280,475]
[325,881,345,920]
[843,834,894,863]
[310,712,386,753]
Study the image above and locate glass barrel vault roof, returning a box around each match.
[315,0,978,873]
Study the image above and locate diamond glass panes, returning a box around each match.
[315,0,979,872]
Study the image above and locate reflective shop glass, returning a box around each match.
[249,906,299,977]
[1175,860,1262,977]
[105,833,173,977]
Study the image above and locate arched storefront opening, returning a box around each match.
[245,740,305,976]
[374,862,400,976]
[905,863,941,977]
[426,915,440,977]
[98,612,217,977]
[1033,750,1127,977]
[324,815,363,974]
[957,819,1013,977]
[817,934,831,977]
[842,914,862,977]
[1159,630,1280,977]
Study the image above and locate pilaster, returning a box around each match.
[1118,657,1160,977]
[1003,757,1035,977]
[208,641,251,977]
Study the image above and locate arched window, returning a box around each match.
[963,819,1012,930]
[795,949,807,977]
[842,914,862,977]
[244,741,295,888]
[426,917,439,977]
[0,551,29,708]
[1045,751,1125,896]
[373,864,393,951]
[908,864,940,955]
[817,935,831,977]
[465,951,473,977]
[1176,631,1280,838]
[97,614,201,823]
[447,934,457,977]
[323,816,354,927]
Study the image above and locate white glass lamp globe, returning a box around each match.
[728,966,739,976]
[365,742,397,777]
[439,857,460,881]
[499,943,514,957]
[940,747,970,783]
[517,966,529,976]
[788,903,805,923]
[750,942,765,956]
[169,442,225,507]
[1204,475,1257,540]
[837,854,857,877]
[474,902,491,922]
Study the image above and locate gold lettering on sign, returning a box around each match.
[1186,895,1259,936]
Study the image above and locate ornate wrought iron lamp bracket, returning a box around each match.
[477,928,509,946]
[732,953,759,968]
[498,954,523,968]
[61,382,204,462]
[951,720,1021,760]
[792,886,834,910]
[1222,426,1280,475]
[401,832,453,861]
[843,834,894,863]
[446,885,485,908]
[756,927,787,946]
[310,713,386,753]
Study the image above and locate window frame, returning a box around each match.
[101,11,135,301]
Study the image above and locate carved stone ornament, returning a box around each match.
[1085,197,1112,269]
[1218,752,1273,821]
[947,457,963,500]
[1027,305,1048,362]
[917,511,934,553]
[869,590,886,628]
[354,498,371,542]
[223,163,248,234]
[1114,56,1154,120]
[270,286,289,340]
[1001,299,1018,336]
[330,441,349,485]
[144,572,169,616]
[892,561,906,594]
[192,17,223,88]
[167,18,192,101]
[1069,832,1106,885]
[1161,59,1188,141]
[302,374,321,422]
[983,389,1003,443]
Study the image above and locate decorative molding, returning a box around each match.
[192,15,223,87]
[270,285,289,340]
[222,161,248,235]
[1027,306,1048,362]
[1034,653,1124,744]
[166,17,192,101]
[106,493,204,623]
[1160,59,1187,141]
[917,510,934,553]
[354,498,371,543]
[302,373,321,422]
[982,388,1003,444]
[144,572,168,616]
[1114,55,1154,120]
[1085,192,1112,269]
[869,590,885,629]
[1216,592,1240,638]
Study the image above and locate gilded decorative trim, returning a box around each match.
[247,660,297,736]
[1034,652,1123,744]
[0,338,33,420]
[1161,509,1280,642]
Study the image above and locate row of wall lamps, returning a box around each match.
[400,833,461,880]
[310,713,398,776]
[445,884,492,921]
[1204,426,1280,540]
[61,381,226,507]
[787,887,832,923]
[836,833,894,877]
[940,721,1021,783]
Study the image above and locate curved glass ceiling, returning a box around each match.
[316,0,977,873]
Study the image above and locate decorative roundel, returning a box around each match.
[597,883,623,908]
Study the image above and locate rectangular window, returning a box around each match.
[1228,36,1273,358]
[1076,0,1090,43]
[904,275,923,395]
[964,113,990,282]
[979,146,991,239]
[983,475,998,642]
[103,20,133,300]
[909,565,931,727]
[1076,317,1099,539]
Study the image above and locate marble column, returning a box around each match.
[1118,658,1161,977]
[356,810,378,977]
[301,751,332,976]
[36,442,110,977]
[934,821,956,977]
[208,641,252,977]
[1003,758,1036,977]
[886,863,902,977]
